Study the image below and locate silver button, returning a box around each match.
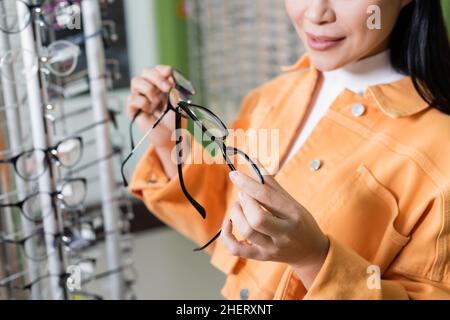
[351,103,366,117]
[310,159,322,171]
[240,288,249,300]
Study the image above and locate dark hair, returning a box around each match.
[389,0,450,115]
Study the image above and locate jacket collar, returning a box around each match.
[282,54,430,119]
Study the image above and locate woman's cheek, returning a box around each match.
[284,0,306,20]
[284,0,309,30]
[337,3,391,58]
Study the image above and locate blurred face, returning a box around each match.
[284,0,412,71]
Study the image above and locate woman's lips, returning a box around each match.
[306,32,346,51]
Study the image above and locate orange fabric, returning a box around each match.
[130,54,450,300]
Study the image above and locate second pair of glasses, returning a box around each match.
[0,258,104,300]
[0,0,81,34]
[0,136,83,181]
[0,217,93,262]
[0,39,81,85]
[0,178,87,222]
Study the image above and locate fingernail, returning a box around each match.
[162,82,170,91]
[229,171,239,182]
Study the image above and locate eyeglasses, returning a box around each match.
[0,257,104,300]
[0,178,87,222]
[0,269,70,299]
[0,0,80,34]
[65,191,134,232]
[0,216,98,262]
[0,227,69,262]
[0,136,83,181]
[121,69,265,252]
[0,39,80,84]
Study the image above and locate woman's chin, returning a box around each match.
[308,53,348,72]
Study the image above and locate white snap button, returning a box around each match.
[352,104,366,117]
[310,159,322,171]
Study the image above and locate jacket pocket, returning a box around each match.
[319,164,410,272]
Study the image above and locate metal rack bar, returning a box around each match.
[17,0,65,300]
[0,19,44,301]
[81,0,124,300]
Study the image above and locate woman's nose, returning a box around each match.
[304,0,336,25]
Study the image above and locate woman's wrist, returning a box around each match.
[289,236,330,290]
[155,142,177,180]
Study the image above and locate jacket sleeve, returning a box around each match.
[129,90,261,254]
[278,185,450,300]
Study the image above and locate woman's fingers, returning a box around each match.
[142,67,173,93]
[229,171,294,219]
[221,219,261,259]
[237,192,287,236]
[126,94,153,117]
[154,65,173,79]
[131,77,161,104]
[229,201,273,247]
[128,65,177,122]
[252,158,302,205]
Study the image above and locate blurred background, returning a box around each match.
[0,0,449,300]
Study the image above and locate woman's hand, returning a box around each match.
[221,170,330,289]
[126,65,180,179]
[126,65,176,148]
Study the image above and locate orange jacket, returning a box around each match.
[130,54,450,300]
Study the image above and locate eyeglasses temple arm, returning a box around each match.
[122,109,163,187]
[193,229,221,252]
[175,110,206,219]
[129,110,142,150]
[120,152,133,188]
[130,107,169,152]
[0,158,13,164]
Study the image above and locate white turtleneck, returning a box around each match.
[284,50,405,164]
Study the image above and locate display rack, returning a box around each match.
[81,0,123,300]
[0,0,134,300]
[0,1,42,299]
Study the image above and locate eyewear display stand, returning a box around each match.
[81,0,123,300]
[0,10,43,300]
[16,0,66,300]
[17,0,65,299]
[0,0,130,300]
